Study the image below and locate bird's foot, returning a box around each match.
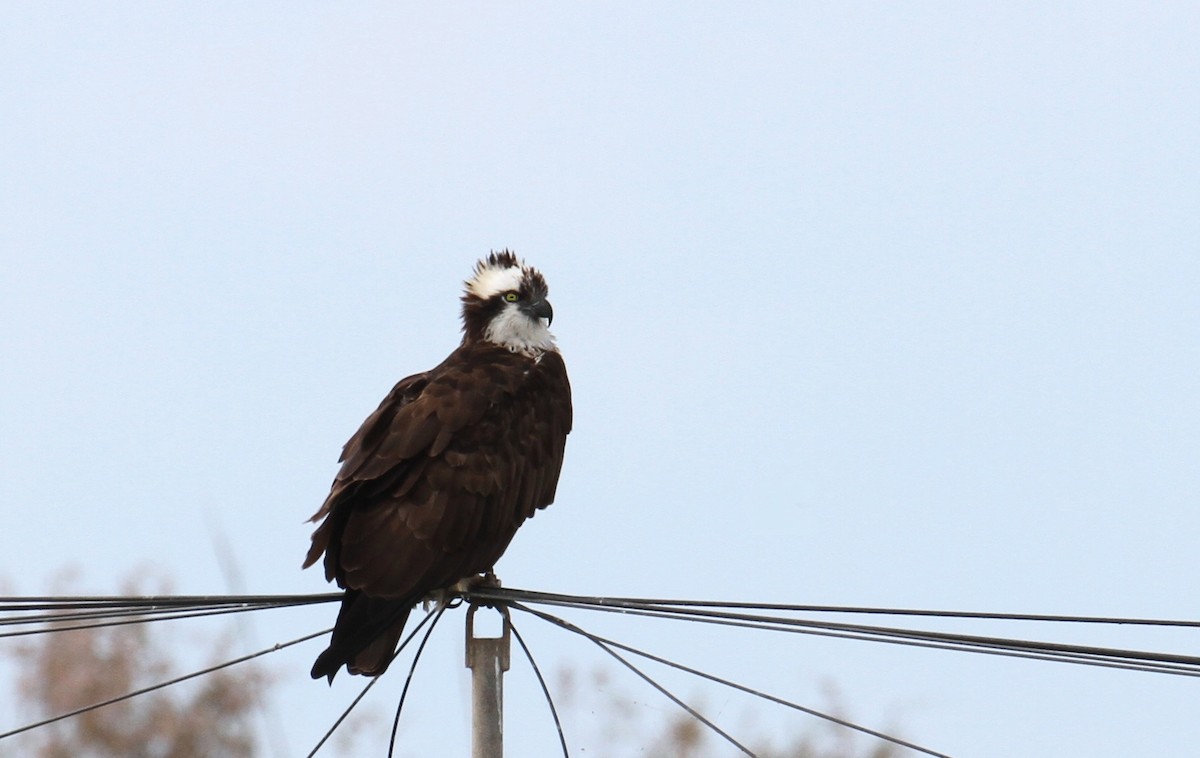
[422,572,501,611]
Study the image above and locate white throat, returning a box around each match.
[484,303,557,356]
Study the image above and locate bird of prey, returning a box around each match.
[304,252,572,682]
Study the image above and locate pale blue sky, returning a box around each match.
[2,3,1198,756]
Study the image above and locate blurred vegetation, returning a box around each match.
[2,570,268,758]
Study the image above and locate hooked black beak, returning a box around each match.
[528,298,554,325]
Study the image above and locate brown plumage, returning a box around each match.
[304,252,572,682]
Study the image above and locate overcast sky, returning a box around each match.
[2,3,1198,757]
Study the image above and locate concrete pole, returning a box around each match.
[465,604,511,758]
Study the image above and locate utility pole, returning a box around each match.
[465,601,511,758]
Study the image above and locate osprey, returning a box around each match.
[304,251,572,682]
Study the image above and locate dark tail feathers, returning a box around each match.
[311,590,414,683]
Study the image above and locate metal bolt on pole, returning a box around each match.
[465,602,511,758]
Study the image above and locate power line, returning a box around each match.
[388,606,449,758]
[0,602,324,640]
[0,593,341,612]
[513,602,951,758]
[7,587,1196,632]
[508,615,569,758]
[516,602,757,756]
[470,587,1200,629]
[469,587,1200,678]
[5,586,1199,755]
[0,627,330,741]
[305,606,447,758]
[0,594,339,638]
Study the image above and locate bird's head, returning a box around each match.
[461,251,557,354]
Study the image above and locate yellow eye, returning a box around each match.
[504,292,519,302]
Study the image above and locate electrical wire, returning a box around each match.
[513,602,950,758]
[0,594,339,637]
[508,613,569,758]
[0,627,331,741]
[5,586,1199,754]
[478,588,1200,628]
[469,588,1200,678]
[518,601,757,757]
[304,608,440,758]
[0,593,340,612]
[0,603,321,640]
[388,605,449,758]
